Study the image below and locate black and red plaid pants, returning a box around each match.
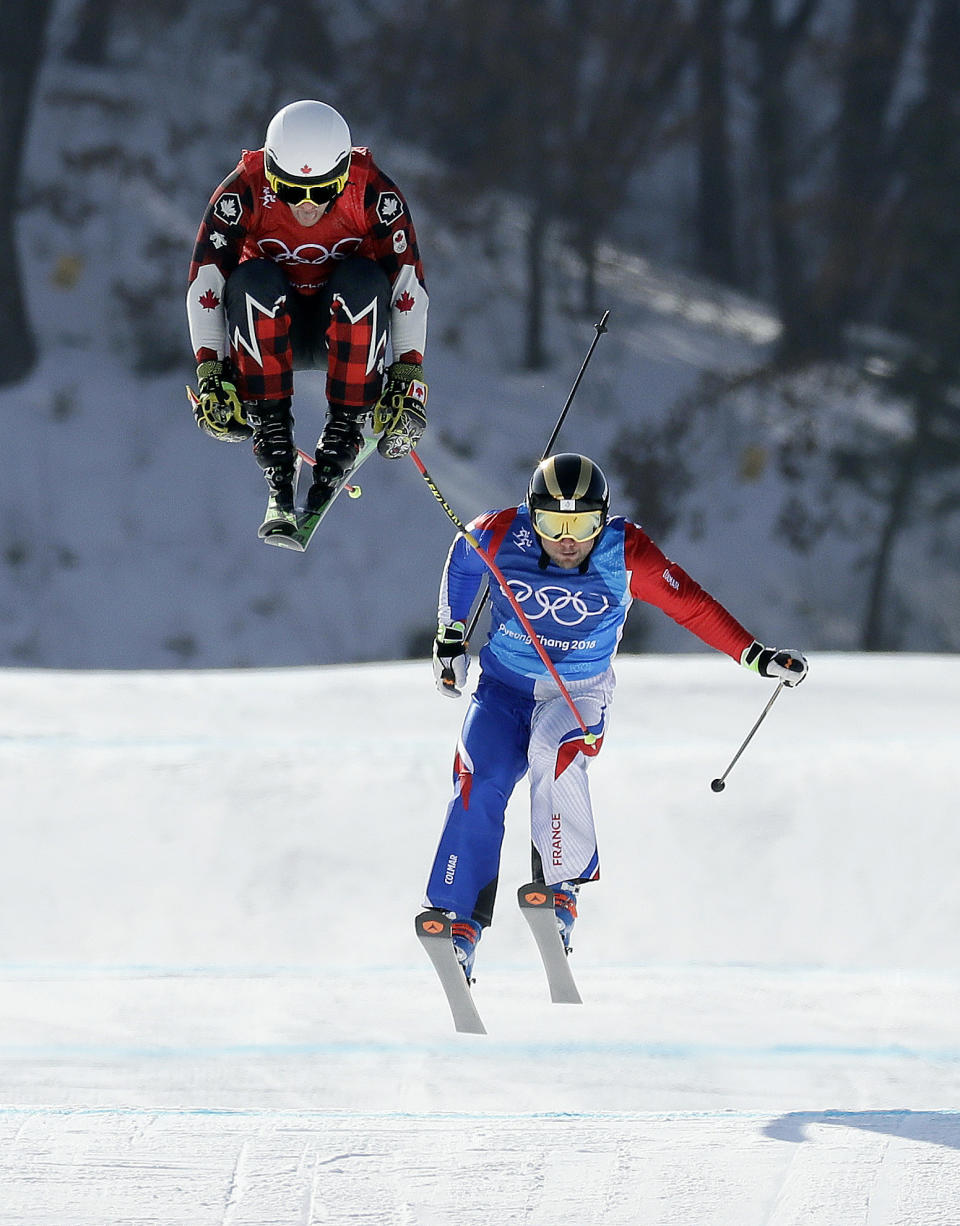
[222,256,390,410]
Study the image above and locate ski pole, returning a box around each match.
[710,682,785,792]
[541,309,610,458]
[410,449,597,744]
[186,385,361,496]
[297,448,361,498]
[465,310,610,640]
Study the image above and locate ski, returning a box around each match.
[258,516,301,547]
[257,478,301,547]
[270,435,378,552]
[185,385,378,551]
[517,884,583,1004]
[415,910,487,1035]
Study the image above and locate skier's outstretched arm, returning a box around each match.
[623,523,808,682]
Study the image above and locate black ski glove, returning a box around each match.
[193,359,252,442]
[433,621,469,697]
[382,361,427,405]
[740,641,808,685]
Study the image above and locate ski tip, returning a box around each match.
[257,515,297,538]
[260,529,305,551]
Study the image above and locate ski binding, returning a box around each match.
[260,435,377,552]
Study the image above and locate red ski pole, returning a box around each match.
[296,449,360,497]
[410,450,597,743]
[187,385,361,497]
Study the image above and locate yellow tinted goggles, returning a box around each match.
[265,166,349,205]
[532,508,604,541]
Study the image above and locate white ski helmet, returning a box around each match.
[264,100,352,204]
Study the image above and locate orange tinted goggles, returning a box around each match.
[532,509,604,541]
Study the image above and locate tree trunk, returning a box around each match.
[524,197,549,371]
[64,0,115,64]
[751,10,808,359]
[694,0,738,285]
[742,0,827,362]
[862,371,933,650]
[0,2,53,385]
[814,0,916,343]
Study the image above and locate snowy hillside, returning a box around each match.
[3,6,957,669]
[5,183,789,670]
[2,654,960,1222]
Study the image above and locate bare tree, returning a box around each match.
[560,0,691,316]
[693,0,738,285]
[812,0,919,345]
[350,0,576,368]
[837,356,959,650]
[883,0,960,352]
[352,0,690,367]
[856,0,960,647]
[739,0,824,363]
[64,0,121,64]
[0,1,54,384]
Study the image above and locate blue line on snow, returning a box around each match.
[0,1105,954,1122]
[0,1040,957,1061]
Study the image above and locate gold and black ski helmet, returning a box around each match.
[526,453,609,542]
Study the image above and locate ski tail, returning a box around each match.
[416,910,487,1035]
[517,884,583,1004]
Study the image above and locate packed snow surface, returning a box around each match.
[1,653,959,1221]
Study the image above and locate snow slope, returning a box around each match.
[1,653,959,1222]
[7,4,957,669]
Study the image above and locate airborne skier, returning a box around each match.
[419,453,808,1012]
[186,100,429,543]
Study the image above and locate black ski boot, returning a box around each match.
[305,409,365,513]
[248,398,296,513]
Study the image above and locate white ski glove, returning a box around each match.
[740,641,808,686]
[433,621,469,697]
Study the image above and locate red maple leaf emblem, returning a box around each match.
[199,289,220,310]
[301,164,313,174]
[395,291,415,313]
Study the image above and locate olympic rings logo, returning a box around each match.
[508,581,610,626]
[257,236,363,265]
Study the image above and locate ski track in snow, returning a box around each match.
[0,655,959,1222]
[3,1108,960,1224]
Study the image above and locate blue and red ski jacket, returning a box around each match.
[439,506,754,695]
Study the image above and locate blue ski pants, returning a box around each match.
[424,670,611,928]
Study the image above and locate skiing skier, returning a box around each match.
[422,453,808,982]
[186,99,429,529]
